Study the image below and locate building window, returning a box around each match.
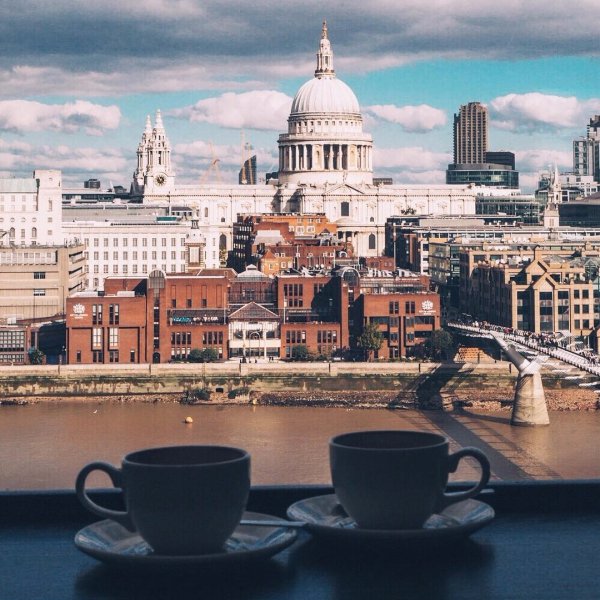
[109,304,119,325]
[33,272,46,280]
[33,289,46,296]
[92,350,103,363]
[92,328,103,349]
[109,328,119,348]
[130,350,136,363]
[76,351,81,363]
[202,331,223,345]
[109,350,119,363]
[341,201,350,217]
[368,234,376,250]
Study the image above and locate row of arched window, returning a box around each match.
[6,227,38,240]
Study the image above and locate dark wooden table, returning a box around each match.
[2,482,600,599]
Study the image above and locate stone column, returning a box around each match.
[511,372,550,426]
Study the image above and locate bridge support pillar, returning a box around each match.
[512,372,550,426]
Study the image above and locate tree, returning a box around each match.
[28,348,44,365]
[290,345,310,361]
[188,348,219,363]
[424,329,455,361]
[356,323,384,361]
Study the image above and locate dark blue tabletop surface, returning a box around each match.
[2,483,600,600]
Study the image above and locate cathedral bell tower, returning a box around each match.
[133,110,175,195]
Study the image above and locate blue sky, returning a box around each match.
[0,1,599,192]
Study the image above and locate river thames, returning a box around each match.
[2,403,600,490]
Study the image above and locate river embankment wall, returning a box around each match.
[0,361,596,410]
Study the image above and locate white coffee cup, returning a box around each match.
[330,430,490,530]
[76,445,250,555]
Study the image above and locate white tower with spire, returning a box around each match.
[543,164,561,229]
[548,164,562,204]
[277,21,373,186]
[133,109,175,195]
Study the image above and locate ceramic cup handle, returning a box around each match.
[75,462,134,531]
[437,447,491,511]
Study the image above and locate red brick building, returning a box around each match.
[66,267,440,363]
[258,238,354,276]
[277,273,349,358]
[350,273,440,359]
[67,289,147,364]
[231,213,338,271]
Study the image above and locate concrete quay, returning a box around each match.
[0,360,597,411]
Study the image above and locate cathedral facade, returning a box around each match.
[132,23,476,259]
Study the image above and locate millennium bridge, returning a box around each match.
[447,321,600,426]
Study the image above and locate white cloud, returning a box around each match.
[172,140,278,184]
[490,93,600,133]
[169,91,292,131]
[517,172,542,193]
[0,100,121,135]
[0,64,270,99]
[0,138,129,184]
[374,146,451,171]
[515,148,572,173]
[0,1,599,100]
[391,170,449,185]
[366,104,447,132]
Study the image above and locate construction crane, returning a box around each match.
[199,142,222,184]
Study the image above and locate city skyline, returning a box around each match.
[0,1,599,191]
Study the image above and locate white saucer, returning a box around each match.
[286,494,494,544]
[74,511,297,567]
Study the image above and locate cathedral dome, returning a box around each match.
[291,77,360,116]
[277,21,373,187]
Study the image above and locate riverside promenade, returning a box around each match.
[0,358,597,410]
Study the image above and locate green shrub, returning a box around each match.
[188,348,219,363]
[227,386,251,399]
